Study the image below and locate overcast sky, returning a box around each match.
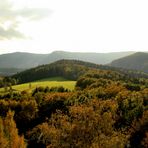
[0,0,148,54]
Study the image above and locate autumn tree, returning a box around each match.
[0,110,26,148]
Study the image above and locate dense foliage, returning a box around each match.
[0,77,17,89]
[0,60,147,148]
[0,110,26,148]
[12,60,148,84]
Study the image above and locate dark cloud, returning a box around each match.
[0,0,51,40]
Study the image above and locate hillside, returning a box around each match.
[12,59,148,84]
[42,51,135,65]
[0,68,24,76]
[0,52,47,69]
[12,60,98,83]
[0,62,148,148]
[0,51,134,74]
[110,52,148,73]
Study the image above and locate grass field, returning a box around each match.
[0,77,76,94]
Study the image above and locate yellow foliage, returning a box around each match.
[0,110,26,148]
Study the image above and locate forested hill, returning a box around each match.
[1,59,148,148]
[0,51,134,69]
[12,60,103,83]
[110,52,148,73]
[12,59,148,84]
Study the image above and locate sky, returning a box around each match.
[0,0,148,54]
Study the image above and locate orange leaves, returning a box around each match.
[0,110,26,148]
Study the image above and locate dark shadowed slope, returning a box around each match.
[110,52,148,73]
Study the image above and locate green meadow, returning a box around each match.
[0,77,76,94]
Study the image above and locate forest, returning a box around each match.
[0,60,147,148]
[12,59,148,84]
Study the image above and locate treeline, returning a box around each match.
[12,59,148,84]
[12,60,90,83]
[0,67,147,147]
[0,77,17,90]
[76,69,148,90]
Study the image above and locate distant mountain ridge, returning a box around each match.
[0,51,134,70]
[110,52,148,73]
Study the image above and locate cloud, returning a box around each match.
[0,26,25,40]
[0,0,51,40]
[17,8,51,21]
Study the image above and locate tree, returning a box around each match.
[0,110,26,148]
